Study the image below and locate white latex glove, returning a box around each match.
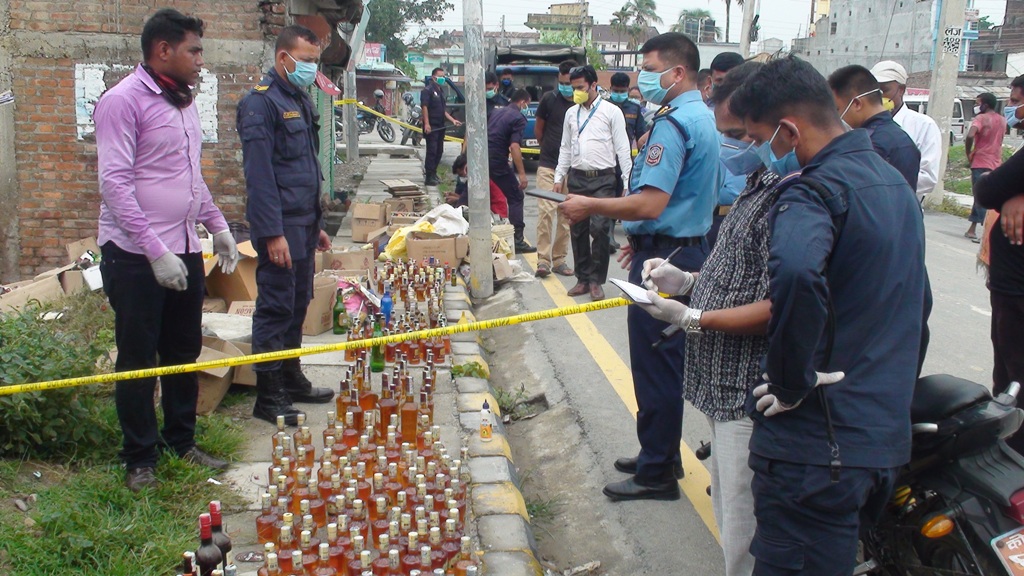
[637,291,694,327]
[151,252,188,291]
[752,371,845,417]
[213,231,240,275]
[642,258,695,296]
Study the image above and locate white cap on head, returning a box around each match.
[870,61,908,85]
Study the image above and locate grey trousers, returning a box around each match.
[708,415,757,576]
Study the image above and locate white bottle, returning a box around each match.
[479,400,493,442]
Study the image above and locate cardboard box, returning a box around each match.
[0,275,64,313]
[66,237,100,264]
[320,269,371,280]
[383,197,416,218]
[302,275,339,336]
[202,297,228,314]
[351,202,387,242]
[35,264,86,294]
[205,241,259,306]
[406,232,470,265]
[196,337,243,415]
[492,253,513,281]
[227,300,257,317]
[231,341,257,386]
[322,249,376,271]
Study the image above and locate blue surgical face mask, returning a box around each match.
[486,88,497,99]
[637,68,678,106]
[502,78,512,86]
[757,125,802,175]
[629,97,642,106]
[721,138,764,176]
[286,53,318,88]
[435,76,446,86]
[1006,105,1021,128]
[609,92,628,103]
[521,106,529,117]
[557,84,573,98]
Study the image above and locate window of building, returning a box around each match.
[830,22,837,35]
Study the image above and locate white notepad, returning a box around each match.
[609,278,653,304]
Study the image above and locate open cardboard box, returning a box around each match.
[406,232,470,266]
[227,301,257,317]
[196,336,243,415]
[205,240,259,306]
[0,275,64,313]
[351,202,387,242]
[230,341,257,386]
[322,248,376,271]
[303,275,340,336]
[65,236,100,264]
[493,253,513,281]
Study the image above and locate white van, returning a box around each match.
[902,89,966,145]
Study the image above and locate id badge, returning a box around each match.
[572,139,581,159]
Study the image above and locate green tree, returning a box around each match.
[671,8,721,41]
[978,15,994,31]
[610,7,632,66]
[365,0,453,63]
[538,29,606,70]
[624,0,661,49]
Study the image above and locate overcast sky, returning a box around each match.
[405,0,1008,49]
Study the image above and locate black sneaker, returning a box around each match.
[125,467,159,492]
[514,241,537,253]
[182,447,229,471]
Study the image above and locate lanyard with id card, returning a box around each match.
[573,99,601,159]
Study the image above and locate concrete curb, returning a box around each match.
[449,287,544,576]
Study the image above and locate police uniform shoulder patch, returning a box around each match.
[254,84,269,92]
[646,144,664,166]
[283,111,301,119]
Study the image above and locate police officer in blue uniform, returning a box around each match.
[485,70,510,119]
[559,33,720,500]
[828,64,921,189]
[488,88,536,252]
[731,57,928,576]
[608,72,647,149]
[237,25,335,426]
[421,68,462,186]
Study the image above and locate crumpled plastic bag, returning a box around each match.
[492,233,513,258]
[382,221,435,261]
[414,204,469,236]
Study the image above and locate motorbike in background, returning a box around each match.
[400,92,423,147]
[334,90,395,143]
[857,376,1024,575]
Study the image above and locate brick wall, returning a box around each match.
[7,0,268,278]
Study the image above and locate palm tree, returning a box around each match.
[625,0,662,48]
[721,0,744,44]
[611,7,632,66]
[671,8,721,42]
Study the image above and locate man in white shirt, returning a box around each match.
[553,64,633,301]
[871,60,942,203]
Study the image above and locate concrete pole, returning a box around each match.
[0,0,20,281]
[341,10,369,162]
[739,0,757,57]
[463,0,493,298]
[924,0,967,208]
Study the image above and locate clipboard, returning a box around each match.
[524,188,568,203]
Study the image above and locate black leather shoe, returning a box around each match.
[282,360,335,404]
[603,477,680,502]
[613,456,684,480]
[514,241,537,254]
[125,467,159,492]
[253,371,303,426]
[183,447,229,471]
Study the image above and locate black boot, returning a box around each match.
[281,359,335,404]
[253,370,303,426]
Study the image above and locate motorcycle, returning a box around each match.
[334,99,395,143]
[857,375,1024,576]
[401,104,423,147]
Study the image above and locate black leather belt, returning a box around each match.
[627,234,703,252]
[569,167,616,178]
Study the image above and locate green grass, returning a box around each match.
[0,291,247,575]
[942,144,1017,197]
[937,196,972,218]
[525,495,560,524]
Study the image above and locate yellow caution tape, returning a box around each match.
[1,297,631,396]
[333,98,358,105]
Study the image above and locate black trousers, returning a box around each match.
[252,224,317,372]
[992,290,1024,453]
[100,242,205,469]
[627,240,707,481]
[424,127,446,176]
[491,169,525,239]
[567,170,617,284]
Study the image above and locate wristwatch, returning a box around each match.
[685,308,703,334]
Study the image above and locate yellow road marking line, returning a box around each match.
[522,252,720,543]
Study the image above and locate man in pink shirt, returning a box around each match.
[966,92,1007,240]
[95,9,238,492]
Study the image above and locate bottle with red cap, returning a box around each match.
[195,513,223,576]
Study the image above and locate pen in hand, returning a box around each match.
[642,245,684,288]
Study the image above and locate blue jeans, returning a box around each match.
[970,168,989,224]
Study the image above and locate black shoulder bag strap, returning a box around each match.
[798,176,849,482]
